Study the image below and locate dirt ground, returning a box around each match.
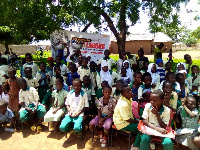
[0,122,185,150]
[1,50,199,150]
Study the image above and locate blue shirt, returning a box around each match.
[66,72,80,86]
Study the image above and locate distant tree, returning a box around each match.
[191,26,200,40]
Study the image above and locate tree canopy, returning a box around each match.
[0,0,189,53]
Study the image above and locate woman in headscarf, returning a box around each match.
[147,63,160,87]
[122,60,133,82]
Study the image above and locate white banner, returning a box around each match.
[50,30,110,62]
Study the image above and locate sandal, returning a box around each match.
[31,124,36,132]
[37,126,42,132]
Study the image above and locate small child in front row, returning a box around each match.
[0,100,16,132]
[36,62,50,101]
[175,96,200,150]
[24,67,39,88]
[90,85,116,147]
[18,78,46,132]
[59,79,89,135]
[140,90,174,150]
[138,72,155,116]
[44,78,68,132]
[113,85,140,149]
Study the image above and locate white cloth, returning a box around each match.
[176,62,186,73]
[0,92,9,102]
[147,63,160,84]
[100,60,112,85]
[122,60,133,82]
[71,94,81,112]
[44,107,64,122]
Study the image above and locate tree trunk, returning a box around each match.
[5,43,9,53]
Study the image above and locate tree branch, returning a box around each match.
[93,6,120,41]
[81,21,92,32]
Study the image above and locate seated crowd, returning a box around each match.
[0,48,200,150]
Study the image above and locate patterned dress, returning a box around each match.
[5,78,20,113]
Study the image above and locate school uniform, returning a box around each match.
[169,91,178,110]
[59,90,89,133]
[127,55,137,66]
[0,108,14,124]
[23,62,39,78]
[77,66,90,81]
[50,75,66,89]
[113,96,140,147]
[90,71,97,89]
[117,58,123,73]
[81,85,95,102]
[59,64,69,76]
[186,74,200,93]
[44,89,68,122]
[159,81,181,93]
[140,103,173,150]
[24,77,39,88]
[19,86,46,122]
[0,65,8,85]
[97,57,116,71]
[36,71,50,101]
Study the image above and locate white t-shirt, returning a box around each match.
[71,94,80,112]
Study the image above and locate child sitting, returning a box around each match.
[0,85,9,102]
[140,90,173,150]
[96,81,109,99]
[59,79,89,135]
[77,57,90,81]
[23,53,39,78]
[90,61,97,89]
[162,81,178,111]
[176,62,186,74]
[97,49,116,71]
[36,62,50,101]
[44,78,68,132]
[120,67,131,85]
[46,57,54,77]
[140,61,149,75]
[147,63,160,88]
[18,78,46,132]
[113,80,123,101]
[176,96,200,150]
[156,58,165,83]
[0,100,16,133]
[187,65,200,94]
[138,72,155,116]
[81,76,96,112]
[66,63,80,87]
[176,73,189,108]
[90,85,116,147]
[4,67,20,119]
[122,60,133,82]
[165,62,173,74]
[113,84,140,149]
[55,55,69,76]
[96,60,119,89]
[159,72,181,93]
[24,67,39,88]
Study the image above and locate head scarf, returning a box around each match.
[122,60,133,82]
[176,62,186,73]
[156,58,163,65]
[100,60,112,85]
[147,63,159,84]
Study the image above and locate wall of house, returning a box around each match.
[154,42,173,52]
[109,40,153,54]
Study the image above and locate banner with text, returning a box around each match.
[50,30,110,62]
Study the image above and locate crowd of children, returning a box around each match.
[0,48,200,150]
